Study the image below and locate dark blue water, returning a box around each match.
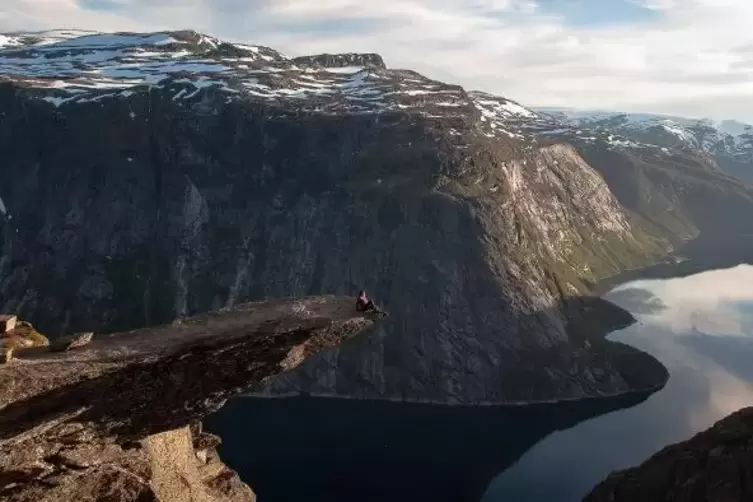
[206,391,651,502]
[484,264,753,501]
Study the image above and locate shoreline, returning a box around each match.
[591,240,753,297]
[241,379,665,408]
[204,254,753,502]
[240,275,675,409]
[229,251,753,412]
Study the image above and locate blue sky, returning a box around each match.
[1,0,752,122]
[537,0,662,26]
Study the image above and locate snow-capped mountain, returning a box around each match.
[532,108,753,181]
[540,108,750,150]
[0,29,538,146]
[0,30,458,112]
[3,27,753,415]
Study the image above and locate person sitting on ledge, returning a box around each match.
[356,290,385,315]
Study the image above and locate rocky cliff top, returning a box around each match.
[584,406,753,502]
[0,295,376,501]
[292,53,387,70]
[0,28,527,141]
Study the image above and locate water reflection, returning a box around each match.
[484,264,753,502]
[205,387,650,502]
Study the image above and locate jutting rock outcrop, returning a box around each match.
[0,295,376,501]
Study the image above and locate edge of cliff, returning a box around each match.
[0,295,378,501]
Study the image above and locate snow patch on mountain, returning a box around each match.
[1,30,100,47]
[471,92,537,120]
[526,107,753,169]
[659,122,694,143]
[318,66,365,75]
[0,29,482,118]
[0,35,21,48]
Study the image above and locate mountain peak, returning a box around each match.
[0,29,482,120]
[293,52,387,70]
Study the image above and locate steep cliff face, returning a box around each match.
[0,295,375,501]
[467,97,753,264]
[573,140,753,267]
[0,29,670,404]
[585,406,753,502]
[260,140,670,403]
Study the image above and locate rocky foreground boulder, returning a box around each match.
[0,295,376,501]
[584,406,753,502]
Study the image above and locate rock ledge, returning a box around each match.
[585,406,753,502]
[0,295,375,501]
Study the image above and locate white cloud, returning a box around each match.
[611,264,753,335]
[0,0,752,121]
[631,0,681,10]
[608,264,753,433]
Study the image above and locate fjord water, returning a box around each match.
[205,383,650,501]
[484,264,753,501]
[205,264,753,502]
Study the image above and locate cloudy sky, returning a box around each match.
[1,0,752,122]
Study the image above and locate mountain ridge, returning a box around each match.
[1,27,750,185]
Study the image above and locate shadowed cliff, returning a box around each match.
[584,406,753,502]
[205,295,668,502]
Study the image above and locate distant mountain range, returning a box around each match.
[512,104,753,183]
